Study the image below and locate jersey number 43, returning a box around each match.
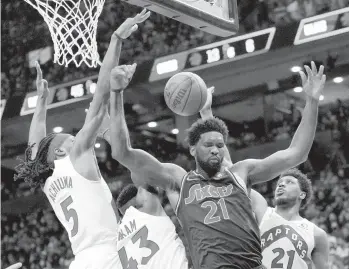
[118,226,160,269]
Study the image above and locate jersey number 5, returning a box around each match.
[60,196,79,237]
[118,226,160,269]
[271,248,295,269]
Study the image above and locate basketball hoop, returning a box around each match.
[23,0,106,67]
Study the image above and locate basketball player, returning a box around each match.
[14,10,150,269]
[99,65,188,269]
[114,184,188,269]
[108,57,325,269]
[250,169,329,269]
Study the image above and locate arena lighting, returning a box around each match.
[171,128,179,134]
[147,122,157,128]
[290,66,302,73]
[294,7,349,45]
[95,143,101,148]
[319,95,324,101]
[27,95,38,109]
[333,77,344,83]
[293,87,303,93]
[53,126,63,133]
[70,84,84,98]
[156,59,178,75]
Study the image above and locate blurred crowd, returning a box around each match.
[2,0,348,100]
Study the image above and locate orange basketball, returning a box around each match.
[164,72,208,116]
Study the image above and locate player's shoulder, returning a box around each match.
[313,224,329,250]
[227,159,256,180]
[313,224,327,239]
[162,162,187,190]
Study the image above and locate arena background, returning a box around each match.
[1,0,349,268]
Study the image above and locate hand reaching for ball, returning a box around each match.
[110,64,137,92]
[200,86,215,112]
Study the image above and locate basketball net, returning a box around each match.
[23,0,105,67]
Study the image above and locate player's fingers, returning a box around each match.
[116,65,128,73]
[124,65,134,79]
[321,74,326,84]
[138,8,147,17]
[130,63,137,75]
[134,9,150,23]
[42,79,49,90]
[318,65,324,77]
[299,71,307,86]
[130,24,138,33]
[304,65,312,80]
[35,61,43,81]
[311,61,317,75]
[112,69,127,78]
[207,86,215,94]
[139,11,151,22]
[6,263,23,269]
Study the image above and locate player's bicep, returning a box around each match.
[249,189,268,225]
[72,105,107,157]
[118,149,185,189]
[245,148,304,185]
[312,228,329,269]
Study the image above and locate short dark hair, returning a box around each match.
[116,184,138,211]
[187,117,229,146]
[279,168,313,208]
[14,133,57,189]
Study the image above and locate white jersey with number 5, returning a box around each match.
[259,207,315,269]
[117,206,188,269]
[43,156,120,268]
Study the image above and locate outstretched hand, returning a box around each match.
[110,64,137,91]
[35,61,49,98]
[115,9,151,39]
[299,61,326,101]
[200,86,215,112]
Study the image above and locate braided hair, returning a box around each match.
[14,133,57,189]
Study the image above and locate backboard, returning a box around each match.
[122,0,239,37]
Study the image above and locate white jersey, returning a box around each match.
[43,156,120,269]
[259,207,315,269]
[117,206,188,269]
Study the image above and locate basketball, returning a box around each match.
[164,72,208,116]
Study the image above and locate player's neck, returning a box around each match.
[275,205,302,221]
[196,165,221,179]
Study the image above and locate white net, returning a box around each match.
[23,0,106,67]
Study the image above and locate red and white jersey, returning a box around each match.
[260,207,315,269]
[43,156,119,257]
[117,206,188,269]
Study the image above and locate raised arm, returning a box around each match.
[200,86,233,166]
[28,62,49,160]
[312,227,329,269]
[84,9,150,124]
[109,66,186,190]
[234,62,326,185]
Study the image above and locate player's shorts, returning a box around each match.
[69,244,121,269]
